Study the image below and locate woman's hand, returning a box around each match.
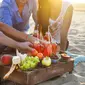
[49,21,58,34]
[49,16,63,33]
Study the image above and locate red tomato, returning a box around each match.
[40,44,45,53]
[33,43,41,53]
[44,33,51,41]
[44,34,49,41]
[31,49,38,56]
[37,53,44,60]
[43,44,52,57]
[52,43,57,55]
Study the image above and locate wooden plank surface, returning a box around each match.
[0,58,74,85]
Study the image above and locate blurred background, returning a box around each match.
[0,0,85,11]
[67,0,85,11]
[65,0,85,55]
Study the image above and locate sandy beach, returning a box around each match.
[68,11,85,55]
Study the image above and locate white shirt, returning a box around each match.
[49,0,71,44]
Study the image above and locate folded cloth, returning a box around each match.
[66,51,85,67]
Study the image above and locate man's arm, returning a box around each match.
[0,22,37,44]
[0,22,27,41]
[0,32,34,51]
[0,32,20,49]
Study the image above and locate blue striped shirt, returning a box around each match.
[0,0,37,31]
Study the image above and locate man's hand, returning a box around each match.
[17,42,34,52]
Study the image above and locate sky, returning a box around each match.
[66,0,85,3]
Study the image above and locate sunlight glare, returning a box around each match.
[0,0,2,2]
[67,0,85,3]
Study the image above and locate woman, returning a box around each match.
[37,0,73,52]
[0,0,38,52]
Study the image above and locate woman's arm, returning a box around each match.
[32,0,38,25]
[60,5,73,51]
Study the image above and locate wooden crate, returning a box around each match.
[0,58,74,85]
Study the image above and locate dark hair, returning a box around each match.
[37,0,51,35]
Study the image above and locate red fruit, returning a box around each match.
[43,44,52,57]
[52,43,57,55]
[1,55,12,65]
[33,43,41,53]
[37,53,43,60]
[40,44,45,53]
[31,49,38,56]
[44,33,51,41]
[61,53,70,60]
[57,44,60,52]
[44,35,49,41]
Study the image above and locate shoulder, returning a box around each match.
[62,0,73,12]
[62,0,73,8]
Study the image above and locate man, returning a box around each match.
[0,0,38,52]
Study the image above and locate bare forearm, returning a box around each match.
[0,22,27,42]
[0,22,36,43]
[60,5,73,51]
[0,33,19,49]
